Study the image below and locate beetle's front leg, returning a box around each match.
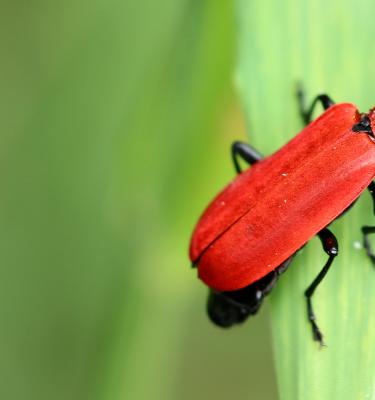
[362,181,375,265]
[231,141,263,174]
[297,85,335,125]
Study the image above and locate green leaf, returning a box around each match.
[236,1,375,399]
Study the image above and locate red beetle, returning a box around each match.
[189,90,375,344]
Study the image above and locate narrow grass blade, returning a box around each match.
[236,1,375,399]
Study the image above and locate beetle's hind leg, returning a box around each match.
[231,141,263,174]
[362,181,375,265]
[296,85,335,125]
[305,228,338,346]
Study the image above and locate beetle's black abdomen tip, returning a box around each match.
[207,290,250,328]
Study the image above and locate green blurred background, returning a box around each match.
[1,2,278,400]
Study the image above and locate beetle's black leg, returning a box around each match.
[305,228,338,345]
[297,85,335,125]
[362,181,375,265]
[362,226,375,264]
[368,181,375,214]
[231,141,263,174]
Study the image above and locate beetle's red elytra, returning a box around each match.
[189,91,375,345]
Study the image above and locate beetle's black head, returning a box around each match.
[352,109,375,139]
[207,289,252,327]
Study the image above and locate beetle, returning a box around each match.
[189,89,375,345]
